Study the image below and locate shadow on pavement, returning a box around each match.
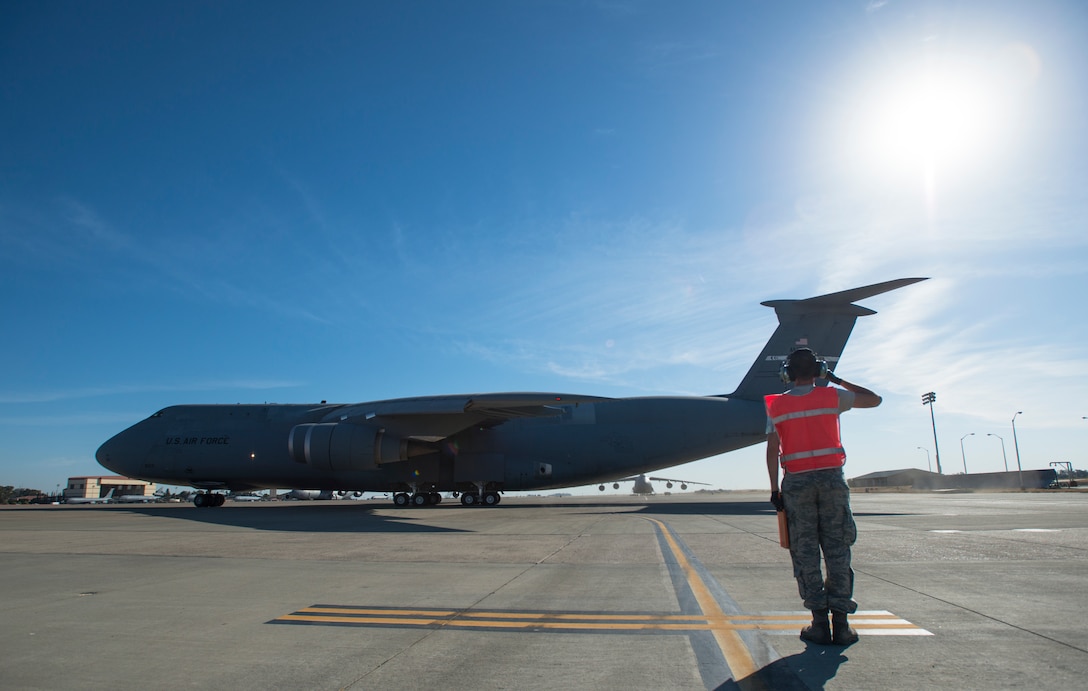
[118,503,468,533]
[719,644,849,690]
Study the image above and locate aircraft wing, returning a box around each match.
[610,476,711,485]
[331,393,613,440]
[648,477,712,486]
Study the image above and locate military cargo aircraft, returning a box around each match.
[96,278,925,507]
[602,474,711,495]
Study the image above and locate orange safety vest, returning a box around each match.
[765,387,846,473]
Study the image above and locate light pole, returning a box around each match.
[1012,411,1024,489]
[917,446,931,472]
[922,392,942,474]
[987,433,1008,472]
[960,433,975,474]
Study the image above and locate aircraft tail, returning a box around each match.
[727,278,928,401]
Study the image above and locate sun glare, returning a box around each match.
[838,40,1042,194]
[862,70,996,175]
[872,78,983,163]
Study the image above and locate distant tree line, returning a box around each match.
[1055,469,1087,479]
[1,486,57,504]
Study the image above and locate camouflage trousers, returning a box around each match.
[782,468,857,614]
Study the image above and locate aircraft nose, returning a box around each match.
[96,431,131,476]
[97,416,162,478]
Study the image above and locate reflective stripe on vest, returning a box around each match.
[765,388,846,473]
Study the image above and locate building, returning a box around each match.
[849,468,1057,491]
[848,468,943,490]
[65,476,157,501]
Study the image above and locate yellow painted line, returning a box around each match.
[645,517,761,684]
[296,606,705,624]
[298,606,457,617]
[445,620,707,631]
[280,615,727,632]
[279,614,447,626]
[458,611,702,621]
[273,607,931,637]
[276,611,928,633]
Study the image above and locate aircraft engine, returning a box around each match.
[288,423,432,471]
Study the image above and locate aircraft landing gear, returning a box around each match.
[393,482,501,508]
[460,489,501,506]
[392,491,444,507]
[193,492,225,508]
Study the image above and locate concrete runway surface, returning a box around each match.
[2,491,1086,690]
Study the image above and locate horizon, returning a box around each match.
[2,1,1086,494]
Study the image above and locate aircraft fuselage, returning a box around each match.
[96,396,767,494]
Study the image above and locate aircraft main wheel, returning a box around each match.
[393,493,410,507]
[461,493,478,506]
[429,492,442,505]
[482,492,500,506]
[195,493,225,507]
[412,493,429,507]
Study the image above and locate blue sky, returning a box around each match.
[2,0,1085,494]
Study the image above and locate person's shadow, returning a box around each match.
[715,643,849,690]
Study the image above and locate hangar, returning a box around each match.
[65,476,157,501]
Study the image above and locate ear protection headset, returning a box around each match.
[780,347,828,383]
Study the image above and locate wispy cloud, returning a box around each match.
[639,40,720,71]
[0,379,303,405]
[1,197,132,266]
[0,412,147,427]
[60,197,132,252]
[432,214,788,392]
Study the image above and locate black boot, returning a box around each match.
[799,609,832,645]
[832,611,859,646]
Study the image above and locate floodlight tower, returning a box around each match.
[922,392,942,474]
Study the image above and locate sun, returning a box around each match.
[859,69,996,176]
[832,40,1044,193]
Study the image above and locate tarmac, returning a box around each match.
[2,490,1086,690]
